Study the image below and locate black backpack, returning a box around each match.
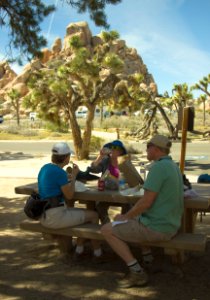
[24,192,48,220]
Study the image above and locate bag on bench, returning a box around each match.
[24,192,63,220]
[24,192,48,220]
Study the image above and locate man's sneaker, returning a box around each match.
[118,271,148,288]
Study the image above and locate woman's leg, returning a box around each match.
[83,209,101,251]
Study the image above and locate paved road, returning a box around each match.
[0,140,209,176]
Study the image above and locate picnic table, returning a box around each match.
[15,181,210,233]
[15,181,209,263]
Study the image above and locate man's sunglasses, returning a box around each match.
[146,143,155,149]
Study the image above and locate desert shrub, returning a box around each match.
[125,144,143,154]
[89,136,105,152]
[94,115,142,131]
[44,121,69,133]
[1,125,39,137]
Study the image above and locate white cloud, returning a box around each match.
[122,28,210,91]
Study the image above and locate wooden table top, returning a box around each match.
[14,182,210,209]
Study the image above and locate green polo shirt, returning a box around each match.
[140,156,184,233]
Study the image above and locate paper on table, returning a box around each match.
[75,180,89,192]
[184,188,199,198]
[112,220,128,227]
[119,185,144,196]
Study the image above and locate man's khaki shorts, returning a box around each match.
[112,219,174,243]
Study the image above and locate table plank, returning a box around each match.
[14,182,210,209]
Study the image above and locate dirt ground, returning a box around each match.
[0,154,210,300]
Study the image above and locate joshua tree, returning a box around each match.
[191,75,210,127]
[24,32,124,159]
[7,88,21,125]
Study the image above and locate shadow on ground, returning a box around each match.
[0,196,210,299]
[0,152,34,161]
[184,160,210,174]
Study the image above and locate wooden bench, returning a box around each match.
[20,219,207,264]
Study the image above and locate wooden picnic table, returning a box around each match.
[15,182,210,233]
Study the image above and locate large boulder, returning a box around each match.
[52,38,62,55]
[0,21,156,117]
[63,21,92,50]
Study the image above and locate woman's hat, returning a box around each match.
[103,140,127,155]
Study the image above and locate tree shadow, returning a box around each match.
[0,151,34,161]
[184,160,210,174]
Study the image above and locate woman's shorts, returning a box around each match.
[40,206,85,229]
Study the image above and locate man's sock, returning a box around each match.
[127,259,143,273]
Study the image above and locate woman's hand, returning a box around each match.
[101,147,111,156]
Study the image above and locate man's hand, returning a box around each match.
[114,214,127,221]
[71,163,79,178]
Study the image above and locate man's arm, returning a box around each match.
[114,190,157,221]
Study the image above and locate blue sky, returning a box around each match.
[1,0,210,96]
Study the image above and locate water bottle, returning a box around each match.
[119,173,126,190]
[140,163,146,181]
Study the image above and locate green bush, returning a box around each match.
[44,121,69,133]
[89,136,105,152]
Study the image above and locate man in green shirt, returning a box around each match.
[101,135,184,288]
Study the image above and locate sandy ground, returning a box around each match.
[0,151,210,300]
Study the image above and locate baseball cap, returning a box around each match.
[103,140,127,155]
[147,135,172,150]
[51,142,72,155]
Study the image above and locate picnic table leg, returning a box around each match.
[41,233,74,254]
[54,235,73,254]
[164,248,186,264]
[184,209,198,233]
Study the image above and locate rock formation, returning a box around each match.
[0,21,156,116]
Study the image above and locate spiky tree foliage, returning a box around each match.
[113,74,177,139]
[197,94,208,126]
[191,74,210,97]
[172,83,193,111]
[0,0,122,62]
[7,88,21,125]
[24,32,124,159]
[191,75,210,127]
[0,0,55,62]
[66,0,122,29]
[169,83,193,138]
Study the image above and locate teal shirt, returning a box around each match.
[140,156,184,234]
[38,163,68,202]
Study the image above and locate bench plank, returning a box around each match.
[20,220,206,252]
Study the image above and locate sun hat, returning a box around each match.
[51,142,72,155]
[147,135,172,150]
[103,140,127,155]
